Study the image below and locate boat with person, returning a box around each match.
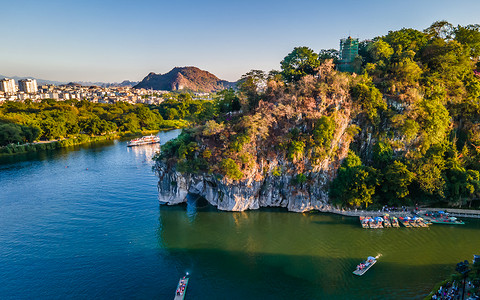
[174,273,189,300]
[367,217,375,229]
[390,216,400,228]
[399,217,412,228]
[383,215,392,228]
[127,135,160,147]
[374,216,384,229]
[353,256,377,276]
[415,217,429,227]
[409,217,420,228]
[359,216,369,229]
[423,211,465,225]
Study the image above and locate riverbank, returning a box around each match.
[0,129,169,157]
[316,206,480,219]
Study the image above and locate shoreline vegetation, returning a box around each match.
[0,93,216,156]
[0,130,162,156]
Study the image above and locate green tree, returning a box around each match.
[318,49,339,63]
[424,20,454,40]
[313,116,335,148]
[281,47,320,82]
[220,158,243,180]
[287,140,305,162]
[352,77,387,123]
[330,151,378,208]
[0,123,23,146]
[215,89,241,113]
[369,40,394,61]
[383,28,428,54]
[454,24,480,58]
[120,113,140,132]
[372,141,393,168]
[382,161,414,204]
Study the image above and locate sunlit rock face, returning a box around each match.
[156,156,340,212]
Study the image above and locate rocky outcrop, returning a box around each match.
[155,62,357,212]
[155,108,353,212]
[156,161,335,212]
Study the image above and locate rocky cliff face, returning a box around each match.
[156,102,354,212]
[156,162,336,212]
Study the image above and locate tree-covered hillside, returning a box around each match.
[157,21,480,209]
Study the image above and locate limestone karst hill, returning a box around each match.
[134,66,236,92]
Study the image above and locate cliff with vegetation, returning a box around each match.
[134,66,235,92]
[155,21,480,211]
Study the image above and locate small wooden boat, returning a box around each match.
[390,216,400,228]
[376,221,384,229]
[353,256,377,276]
[423,212,465,225]
[373,217,384,229]
[429,216,465,225]
[409,220,420,228]
[174,274,189,300]
[359,216,369,229]
[383,216,392,228]
[416,218,429,227]
[399,217,411,228]
[367,217,375,229]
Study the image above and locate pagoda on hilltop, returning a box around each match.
[337,36,359,73]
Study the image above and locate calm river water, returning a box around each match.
[1,129,479,299]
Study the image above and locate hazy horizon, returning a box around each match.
[1,0,479,83]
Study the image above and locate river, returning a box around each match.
[0,129,479,299]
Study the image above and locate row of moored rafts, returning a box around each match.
[359,215,431,228]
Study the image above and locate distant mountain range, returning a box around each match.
[134,67,236,92]
[1,66,236,92]
[0,75,138,88]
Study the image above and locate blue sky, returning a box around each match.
[1,0,479,82]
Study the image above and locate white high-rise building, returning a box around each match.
[0,78,16,94]
[18,79,38,93]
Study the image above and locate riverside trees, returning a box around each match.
[0,94,214,147]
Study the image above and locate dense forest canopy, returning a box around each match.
[158,21,480,209]
[0,93,216,147]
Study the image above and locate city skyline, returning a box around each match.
[1,0,480,83]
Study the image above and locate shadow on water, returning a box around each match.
[156,203,480,300]
[156,247,456,300]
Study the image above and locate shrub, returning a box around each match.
[220,158,243,180]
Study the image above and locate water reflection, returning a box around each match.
[186,194,199,222]
[127,143,160,162]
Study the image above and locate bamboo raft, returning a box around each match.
[375,220,384,229]
[353,256,377,276]
[359,216,369,229]
[399,217,412,228]
[383,216,392,228]
[390,216,400,228]
[174,275,189,300]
